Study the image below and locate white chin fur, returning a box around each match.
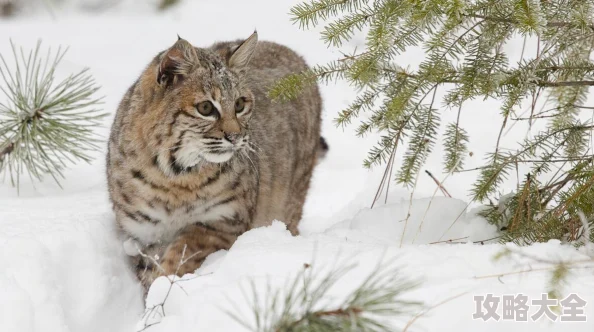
[202,151,234,163]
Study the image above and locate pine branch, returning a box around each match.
[442,119,469,173]
[538,80,594,87]
[463,13,594,31]
[322,7,376,47]
[269,61,348,102]
[279,0,594,246]
[227,260,422,332]
[0,40,105,191]
[290,0,366,29]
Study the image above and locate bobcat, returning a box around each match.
[106,32,324,288]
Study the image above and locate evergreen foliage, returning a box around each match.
[273,0,594,246]
[0,41,105,190]
[227,260,421,332]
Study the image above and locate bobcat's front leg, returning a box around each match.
[139,223,237,288]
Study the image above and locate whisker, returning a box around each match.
[241,149,259,180]
[248,141,262,152]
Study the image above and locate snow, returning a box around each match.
[140,222,594,331]
[0,190,143,332]
[1,1,593,331]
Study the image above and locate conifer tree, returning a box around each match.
[271,0,594,245]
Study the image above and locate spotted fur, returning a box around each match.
[106,32,323,288]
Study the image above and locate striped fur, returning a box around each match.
[106,32,323,288]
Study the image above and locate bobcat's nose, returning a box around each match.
[224,132,240,145]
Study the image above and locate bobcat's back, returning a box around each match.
[211,40,322,232]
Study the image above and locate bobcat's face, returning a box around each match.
[146,35,258,174]
[165,66,254,166]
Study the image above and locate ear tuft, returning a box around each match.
[157,38,198,85]
[228,31,258,70]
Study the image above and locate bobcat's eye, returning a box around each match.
[196,101,215,117]
[235,97,246,113]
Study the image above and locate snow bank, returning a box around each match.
[0,190,143,332]
[141,199,593,332]
[328,197,498,245]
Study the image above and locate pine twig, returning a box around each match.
[472,236,503,244]
[428,236,469,244]
[403,292,468,332]
[538,80,594,87]
[414,158,462,244]
[137,244,203,331]
[462,13,594,31]
[424,170,452,198]
[474,261,594,280]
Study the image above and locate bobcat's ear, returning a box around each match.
[157,37,198,85]
[228,31,258,70]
